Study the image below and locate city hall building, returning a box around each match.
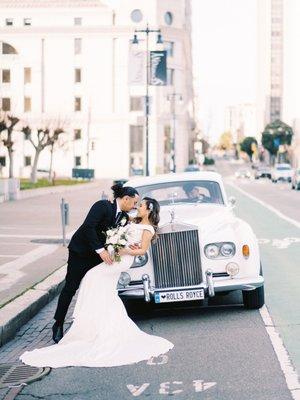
[0,0,195,179]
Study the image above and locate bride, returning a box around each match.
[20,197,173,368]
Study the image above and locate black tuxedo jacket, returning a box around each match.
[68,200,128,256]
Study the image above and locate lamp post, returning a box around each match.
[132,24,163,176]
[167,92,182,173]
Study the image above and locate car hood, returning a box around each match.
[159,204,237,238]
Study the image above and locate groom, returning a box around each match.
[52,184,140,343]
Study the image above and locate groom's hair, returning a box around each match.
[111,183,139,199]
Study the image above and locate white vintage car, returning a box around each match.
[118,172,264,309]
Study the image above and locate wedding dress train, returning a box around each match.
[20,224,174,368]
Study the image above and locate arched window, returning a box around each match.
[1,42,18,55]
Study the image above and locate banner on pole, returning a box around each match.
[128,47,146,86]
[150,50,167,86]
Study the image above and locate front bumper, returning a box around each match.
[118,270,264,302]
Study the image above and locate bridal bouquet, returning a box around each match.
[104,225,129,262]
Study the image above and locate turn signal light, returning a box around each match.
[242,245,250,258]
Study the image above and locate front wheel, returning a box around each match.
[242,285,265,309]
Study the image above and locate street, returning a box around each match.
[0,161,299,399]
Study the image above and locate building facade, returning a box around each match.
[0,0,194,179]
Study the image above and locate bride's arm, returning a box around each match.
[120,230,153,256]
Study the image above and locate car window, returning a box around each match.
[276,166,291,170]
[135,180,224,205]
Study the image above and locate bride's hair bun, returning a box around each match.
[111,183,139,199]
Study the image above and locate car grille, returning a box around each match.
[151,229,202,289]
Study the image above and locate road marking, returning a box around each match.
[260,305,300,400]
[0,245,58,289]
[227,181,300,229]
[258,237,300,249]
[127,383,150,397]
[147,355,168,365]
[159,381,183,395]
[193,380,217,392]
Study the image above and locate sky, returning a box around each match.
[191,0,257,144]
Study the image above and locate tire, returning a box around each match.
[292,184,295,190]
[243,285,265,309]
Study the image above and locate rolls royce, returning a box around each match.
[117,172,264,310]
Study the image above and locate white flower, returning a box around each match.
[119,239,127,246]
[120,217,127,226]
[110,236,118,245]
[106,229,113,237]
[107,245,114,253]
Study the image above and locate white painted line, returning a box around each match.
[0,245,58,289]
[0,254,22,258]
[227,181,300,229]
[260,305,300,399]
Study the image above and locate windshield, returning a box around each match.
[135,180,224,206]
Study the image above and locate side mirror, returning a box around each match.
[228,196,236,208]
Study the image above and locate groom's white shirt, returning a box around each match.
[96,199,121,254]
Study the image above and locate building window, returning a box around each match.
[5,18,13,26]
[75,68,81,83]
[75,156,81,166]
[0,156,6,167]
[2,98,11,111]
[2,69,10,83]
[24,156,31,166]
[74,129,82,140]
[2,42,17,55]
[165,41,174,57]
[75,97,81,111]
[130,96,143,112]
[74,38,82,55]
[24,68,31,84]
[167,68,174,85]
[164,11,173,25]
[74,17,82,26]
[24,97,31,112]
[130,9,143,23]
[130,125,143,152]
[24,18,32,26]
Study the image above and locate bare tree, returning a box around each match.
[22,124,65,183]
[0,111,20,178]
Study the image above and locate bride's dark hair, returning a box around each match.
[135,197,160,241]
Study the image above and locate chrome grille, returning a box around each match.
[151,229,202,288]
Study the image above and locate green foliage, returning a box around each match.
[203,156,215,165]
[261,119,293,156]
[20,178,88,191]
[239,136,257,161]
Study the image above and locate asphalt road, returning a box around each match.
[7,160,299,400]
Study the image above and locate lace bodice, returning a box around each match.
[126,223,155,246]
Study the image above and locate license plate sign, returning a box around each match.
[154,289,205,303]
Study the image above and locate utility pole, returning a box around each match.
[167,92,182,173]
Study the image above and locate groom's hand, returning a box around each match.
[99,250,113,265]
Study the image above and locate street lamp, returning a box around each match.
[132,24,163,176]
[167,92,183,173]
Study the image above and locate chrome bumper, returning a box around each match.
[118,271,264,302]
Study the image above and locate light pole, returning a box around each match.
[167,92,182,173]
[132,24,163,176]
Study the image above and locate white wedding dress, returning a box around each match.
[20,223,174,368]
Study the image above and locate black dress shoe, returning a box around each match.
[52,322,64,343]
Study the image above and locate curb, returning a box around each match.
[0,264,67,347]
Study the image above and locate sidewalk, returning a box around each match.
[0,179,112,308]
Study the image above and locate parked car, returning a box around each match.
[291,168,300,190]
[184,164,200,172]
[235,169,251,179]
[271,163,293,183]
[120,172,264,309]
[254,165,271,180]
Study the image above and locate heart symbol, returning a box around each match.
[161,295,166,299]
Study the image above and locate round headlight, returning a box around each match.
[220,243,235,257]
[226,262,239,277]
[118,272,131,286]
[205,244,219,259]
[131,253,148,268]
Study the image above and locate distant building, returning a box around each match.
[0,0,194,179]
[224,103,256,144]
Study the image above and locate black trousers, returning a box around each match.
[54,250,101,324]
